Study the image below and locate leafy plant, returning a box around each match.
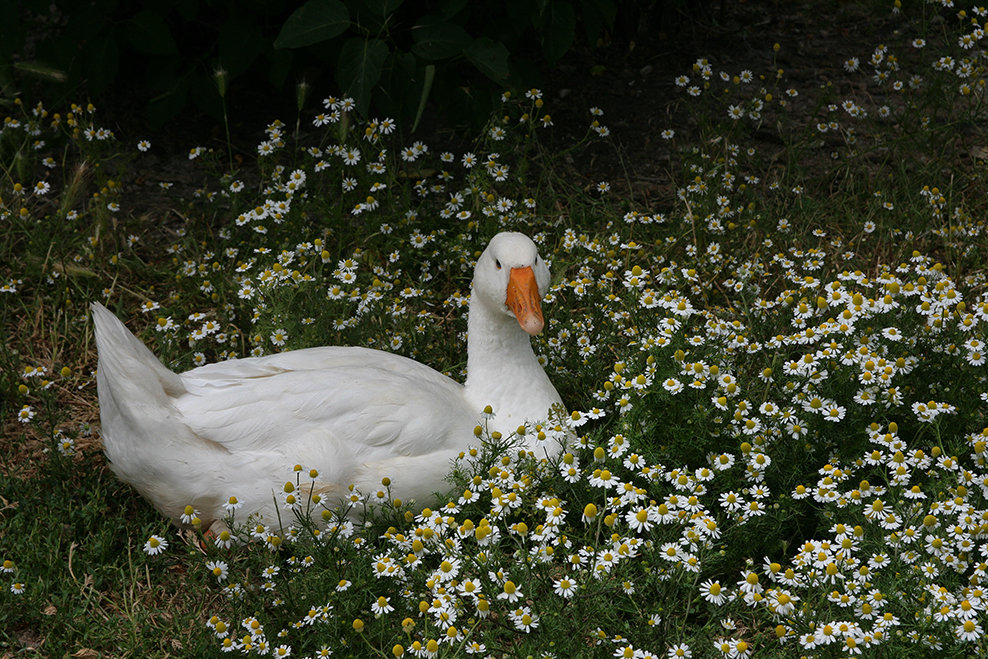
[0,0,617,128]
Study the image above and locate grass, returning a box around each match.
[2,2,988,657]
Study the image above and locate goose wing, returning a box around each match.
[173,346,477,459]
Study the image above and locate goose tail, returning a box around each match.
[91,302,186,398]
[90,302,199,523]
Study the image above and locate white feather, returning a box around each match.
[92,232,564,530]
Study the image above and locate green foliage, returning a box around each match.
[0,0,618,128]
[273,0,350,48]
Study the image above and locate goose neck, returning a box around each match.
[465,291,539,384]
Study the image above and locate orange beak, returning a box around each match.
[505,266,544,335]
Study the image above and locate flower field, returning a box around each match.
[2,1,987,657]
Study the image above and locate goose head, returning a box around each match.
[473,232,551,335]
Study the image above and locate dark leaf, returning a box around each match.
[336,37,389,117]
[438,0,469,18]
[274,0,350,49]
[363,0,404,16]
[411,17,472,61]
[14,61,69,83]
[0,0,22,59]
[126,11,178,56]
[464,38,509,82]
[543,1,576,65]
[579,0,617,43]
[83,36,118,92]
[412,64,436,132]
[146,77,188,128]
[219,20,264,78]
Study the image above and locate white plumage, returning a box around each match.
[91,232,564,531]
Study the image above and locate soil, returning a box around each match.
[540,0,898,204]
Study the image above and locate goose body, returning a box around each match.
[92,232,564,531]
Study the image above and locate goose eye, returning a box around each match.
[494,259,502,270]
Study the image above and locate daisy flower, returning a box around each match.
[144,534,168,556]
[699,579,727,605]
[206,560,229,582]
[371,596,394,614]
[553,576,578,598]
[18,405,34,423]
[222,496,241,513]
[498,580,522,602]
[668,643,692,658]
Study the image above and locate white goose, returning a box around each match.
[91,232,564,531]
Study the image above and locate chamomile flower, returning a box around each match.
[18,405,34,423]
[510,606,538,632]
[144,534,168,556]
[270,329,288,346]
[497,580,522,602]
[956,619,982,642]
[699,579,728,605]
[206,560,229,582]
[180,505,200,524]
[213,529,235,549]
[371,595,395,615]
[667,644,692,658]
[222,496,242,513]
[553,576,578,598]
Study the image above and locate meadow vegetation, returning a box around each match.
[2,1,987,656]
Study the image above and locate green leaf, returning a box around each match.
[268,49,293,88]
[126,11,177,56]
[438,0,469,18]
[146,77,188,128]
[83,36,118,93]
[543,1,576,65]
[374,50,416,119]
[219,20,264,78]
[0,0,22,59]
[336,37,389,117]
[583,0,617,27]
[411,17,471,61]
[13,61,68,83]
[578,0,617,43]
[274,0,350,49]
[363,0,404,16]
[411,64,435,133]
[464,38,509,82]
